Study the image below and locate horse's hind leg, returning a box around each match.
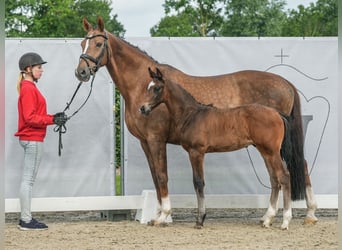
[303,160,318,225]
[188,149,206,228]
[279,160,292,230]
[261,172,280,228]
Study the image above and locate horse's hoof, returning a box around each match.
[147,220,157,226]
[148,220,168,227]
[280,223,289,230]
[262,220,273,228]
[157,222,168,227]
[194,221,204,229]
[303,216,318,225]
[262,223,270,228]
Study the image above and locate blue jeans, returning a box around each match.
[19,140,43,222]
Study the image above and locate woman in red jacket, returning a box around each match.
[15,52,67,230]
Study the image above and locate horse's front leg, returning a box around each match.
[140,140,171,225]
[188,149,206,229]
[303,160,318,225]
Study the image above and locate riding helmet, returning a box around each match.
[19,52,47,71]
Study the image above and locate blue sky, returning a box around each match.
[112,0,317,37]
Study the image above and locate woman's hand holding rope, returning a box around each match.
[53,112,68,156]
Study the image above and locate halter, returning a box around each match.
[79,32,109,74]
[54,33,108,156]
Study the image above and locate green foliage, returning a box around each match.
[5,0,125,37]
[151,0,224,37]
[114,88,121,169]
[221,0,287,36]
[151,0,337,37]
[151,12,201,37]
[282,0,337,36]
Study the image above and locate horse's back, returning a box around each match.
[160,66,294,115]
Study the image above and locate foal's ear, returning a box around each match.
[82,17,92,32]
[97,16,104,32]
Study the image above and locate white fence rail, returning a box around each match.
[6,191,337,218]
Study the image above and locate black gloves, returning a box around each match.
[53,112,68,126]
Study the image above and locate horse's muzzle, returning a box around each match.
[75,67,91,82]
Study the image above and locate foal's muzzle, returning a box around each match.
[139,105,151,116]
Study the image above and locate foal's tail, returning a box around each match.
[280,89,306,201]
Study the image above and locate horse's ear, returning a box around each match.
[148,67,156,78]
[83,17,92,32]
[156,67,163,79]
[97,16,104,32]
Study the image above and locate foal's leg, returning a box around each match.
[141,140,171,225]
[303,160,318,225]
[261,156,292,229]
[188,149,206,228]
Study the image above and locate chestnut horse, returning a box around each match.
[75,16,317,225]
[140,67,293,229]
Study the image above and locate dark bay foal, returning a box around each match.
[140,67,294,229]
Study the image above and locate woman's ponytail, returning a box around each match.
[16,72,24,94]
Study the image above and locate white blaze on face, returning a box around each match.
[147,80,156,90]
[82,32,93,54]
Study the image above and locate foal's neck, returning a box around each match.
[164,80,207,119]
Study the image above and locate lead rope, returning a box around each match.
[54,73,96,156]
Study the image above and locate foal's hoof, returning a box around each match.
[303,216,318,225]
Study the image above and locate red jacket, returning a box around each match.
[15,80,54,141]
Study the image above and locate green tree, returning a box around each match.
[151,0,225,37]
[221,0,287,36]
[282,0,337,36]
[151,12,201,37]
[5,0,125,38]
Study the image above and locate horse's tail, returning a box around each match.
[280,89,306,201]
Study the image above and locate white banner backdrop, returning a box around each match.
[5,39,115,198]
[123,37,338,197]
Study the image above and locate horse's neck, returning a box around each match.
[106,35,155,104]
[164,80,201,121]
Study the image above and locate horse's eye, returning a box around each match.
[153,86,162,94]
[96,42,102,48]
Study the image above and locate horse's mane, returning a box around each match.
[114,34,160,63]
